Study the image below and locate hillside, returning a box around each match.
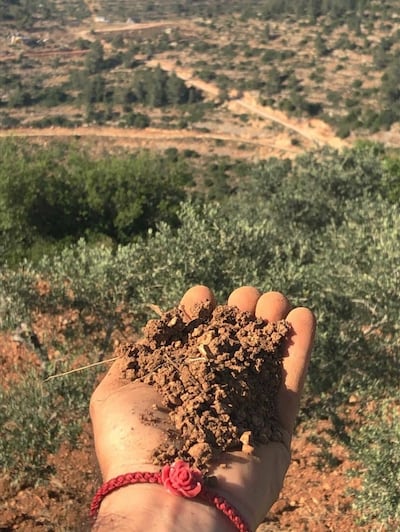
[1,2,400,531]
[1,1,400,153]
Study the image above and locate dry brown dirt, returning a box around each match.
[122,303,288,470]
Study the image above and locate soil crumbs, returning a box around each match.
[123,303,289,470]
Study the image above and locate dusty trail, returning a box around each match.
[77,20,184,39]
[231,94,347,150]
[147,58,348,150]
[0,126,301,158]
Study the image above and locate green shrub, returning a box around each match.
[0,261,38,330]
[349,399,400,527]
[123,111,150,128]
[20,190,397,405]
[1,143,399,525]
[132,67,202,107]
[0,112,20,128]
[382,155,400,203]
[0,139,193,263]
[0,366,98,488]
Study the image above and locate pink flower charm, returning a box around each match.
[161,460,203,498]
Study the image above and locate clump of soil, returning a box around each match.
[124,302,290,470]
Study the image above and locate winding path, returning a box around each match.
[147,58,347,150]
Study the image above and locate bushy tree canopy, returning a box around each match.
[0,139,193,263]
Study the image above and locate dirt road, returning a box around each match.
[73,19,195,40]
[0,125,302,160]
[147,58,348,150]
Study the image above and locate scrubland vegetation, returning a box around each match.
[2,0,400,138]
[0,138,399,526]
[1,0,400,529]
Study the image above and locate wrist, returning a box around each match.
[93,483,236,532]
[93,439,290,532]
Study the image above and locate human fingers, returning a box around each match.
[179,285,216,319]
[253,293,314,436]
[227,286,262,314]
[277,307,316,434]
[254,291,291,322]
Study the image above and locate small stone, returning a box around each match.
[241,443,255,455]
[239,430,253,446]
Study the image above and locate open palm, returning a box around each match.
[90,285,315,531]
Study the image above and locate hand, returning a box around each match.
[90,286,316,531]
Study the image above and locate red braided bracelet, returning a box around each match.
[90,460,251,532]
